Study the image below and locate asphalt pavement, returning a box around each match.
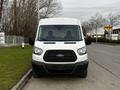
[23,43,120,90]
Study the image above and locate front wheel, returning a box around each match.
[32,70,40,78]
[77,69,87,78]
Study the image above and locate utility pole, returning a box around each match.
[95,25,98,43]
[37,0,40,21]
[13,0,17,35]
[95,21,98,43]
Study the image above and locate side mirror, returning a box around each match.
[29,38,34,46]
[85,36,92,45]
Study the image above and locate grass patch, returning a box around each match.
[0,46,32,90]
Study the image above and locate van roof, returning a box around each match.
[39,18,80,25]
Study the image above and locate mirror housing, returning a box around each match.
[29,38,34,46]
[85,36,92,45]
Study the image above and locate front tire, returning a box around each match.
[32,69,39,78]
[77,69,87,78]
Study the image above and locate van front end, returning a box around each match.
[32,18,89,78]
[32,41,88,78]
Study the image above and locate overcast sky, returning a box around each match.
[60,0,120,21]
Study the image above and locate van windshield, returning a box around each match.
[37,25,82,41]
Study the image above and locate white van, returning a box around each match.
[31,18,90,78]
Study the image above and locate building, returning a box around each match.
[111,25,120,40]
[90,25,120,40]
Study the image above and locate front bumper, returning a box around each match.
[32,60,89,75]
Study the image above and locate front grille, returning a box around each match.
[43,50,77,62]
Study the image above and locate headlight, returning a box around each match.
[33,47,43,55]
[77,47,87,55]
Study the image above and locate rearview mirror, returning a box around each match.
[29,38,34,46]
[85,36,92,45]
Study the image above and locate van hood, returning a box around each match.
[34,41,86,51]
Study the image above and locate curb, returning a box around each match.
[11,69,32,90]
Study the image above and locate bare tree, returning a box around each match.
[105,13,120,26]
[82,22,91,35]
[5,0,62,39]
[38,0,62,18]
[82,13,104,35]
[82,12,120,36]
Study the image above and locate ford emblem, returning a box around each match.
[56,54,64,57]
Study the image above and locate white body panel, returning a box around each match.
[33,41,88,64]
[39,18,80,25]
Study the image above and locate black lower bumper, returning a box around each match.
[32,60,89,75]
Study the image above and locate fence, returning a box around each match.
[5,35,24,45]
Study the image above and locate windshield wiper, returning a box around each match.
[38,38,48,41]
